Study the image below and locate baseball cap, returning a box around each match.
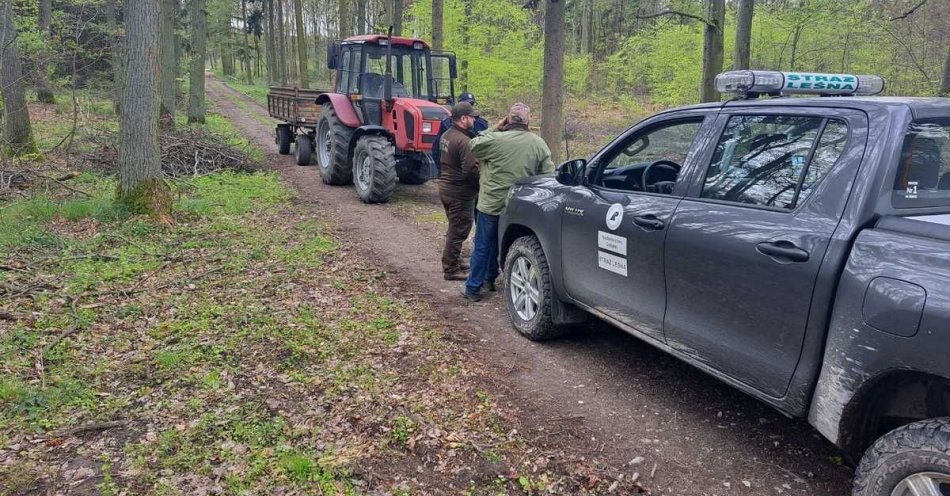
[459,92,476,104]
[507,103,530,124]
[451,101,480,119]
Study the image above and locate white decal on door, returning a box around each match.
[598,250,628,276]
[597,231,627,256]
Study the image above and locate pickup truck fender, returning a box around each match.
[808,217,950,456]
[315,93,361,128]
[500,178,573,303]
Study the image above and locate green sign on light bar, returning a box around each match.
[715,70,885,97]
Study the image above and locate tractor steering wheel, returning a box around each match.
[641,160,682,193]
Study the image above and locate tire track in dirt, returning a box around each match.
[206,77,854,496]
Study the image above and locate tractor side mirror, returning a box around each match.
[556,158,587,186]
[327,43,340,70]
[448,55,458,79]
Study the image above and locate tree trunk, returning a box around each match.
[241,0,253,84]
[789,24,801,70]
[431,0,443,50]
[356,0,367,34]
[0,0,35,156]
[159,0,177,128]
[941,45,950,96]
[294,0,308,87]
[733,0,753,70]
[392,0,403,35]
[460,0,470,91]
[106,0,125,112]
[117,0,170,219]
[188,0,207,123]
[541,0,565,164]
[339,0,351,38]
[36,0,56,103]
[700,0,724,103]
[277,0,287,84]
[581,0,592,54]
[264,0,277,84]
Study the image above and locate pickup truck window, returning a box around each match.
[701,115,847,209]
[892,117,950,209]
[595,119,703,193]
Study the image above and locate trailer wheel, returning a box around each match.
[276,125,292,155]
[295,134,313,166]
[352,135,397,204]
[316,104,354,185]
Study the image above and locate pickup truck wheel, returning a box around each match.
[276,125,292,155]
[295,134,312,166]
[352,136,397,204]
[504,235,568,341]
[316,104,354,185]
[853,418,950,496]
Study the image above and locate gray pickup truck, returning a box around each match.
[498,70,950,496]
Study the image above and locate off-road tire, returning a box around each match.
[853,417,950,496]
[295,134,312,166]
[503,235,569,341]
[352,136,397,204]
[276,125,292,155]
[316,104,354,185]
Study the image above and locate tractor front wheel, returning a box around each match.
[352,136,397,204]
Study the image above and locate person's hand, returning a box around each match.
[495,116,509,130]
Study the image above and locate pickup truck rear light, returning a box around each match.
[715,70,885,97]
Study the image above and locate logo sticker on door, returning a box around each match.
[605,203,623,230]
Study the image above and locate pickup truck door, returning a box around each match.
[663,107,868,398]
[560,112,716,342]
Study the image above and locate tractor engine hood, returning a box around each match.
[387,97,450,153]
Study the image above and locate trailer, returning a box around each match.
[267,86,330,166]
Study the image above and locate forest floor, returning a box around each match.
[1,95,644,494]
[201,75,860,496]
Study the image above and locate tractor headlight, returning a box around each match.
[422,122,433,133]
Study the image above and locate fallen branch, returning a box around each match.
[47,420,126,439]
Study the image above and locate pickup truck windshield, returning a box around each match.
[893,117,950,209]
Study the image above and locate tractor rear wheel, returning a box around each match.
[316,104,354,185]
[352,136,397,204]
[276,125,292,155]
[295,134,313,166]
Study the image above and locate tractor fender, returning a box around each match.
[315,93,361,128]
[348,126,393,156]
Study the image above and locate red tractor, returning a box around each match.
[269,32,457,203]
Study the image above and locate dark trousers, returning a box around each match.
[439,186,476,273]
[465,210,500,294]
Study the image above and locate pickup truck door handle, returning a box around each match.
[756,240,810,262]
[632,215,665,231]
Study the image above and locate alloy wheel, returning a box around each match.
[509,255,541,321]
[891,472,950,496]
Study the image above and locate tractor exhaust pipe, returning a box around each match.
[383,26,394,104]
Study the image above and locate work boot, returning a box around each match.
[483,278,497,293]
[444,270,468,281]
[459,262,470,271]
[460,285,483,302]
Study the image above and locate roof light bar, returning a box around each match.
[715,70,885,97]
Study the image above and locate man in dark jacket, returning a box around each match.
[432,92,488,172]
[438,102,482,280]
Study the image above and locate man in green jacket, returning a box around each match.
[462,103,555,301]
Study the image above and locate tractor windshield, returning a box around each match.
[361,44,431,100]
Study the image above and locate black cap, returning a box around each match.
[459,92,476,104]
[451,101,480,120]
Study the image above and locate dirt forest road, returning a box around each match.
[205,77,854,496]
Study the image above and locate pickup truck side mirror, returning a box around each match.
[556,158,587,186]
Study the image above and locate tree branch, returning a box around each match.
[890,0,927,20]
[635,9,721,33]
